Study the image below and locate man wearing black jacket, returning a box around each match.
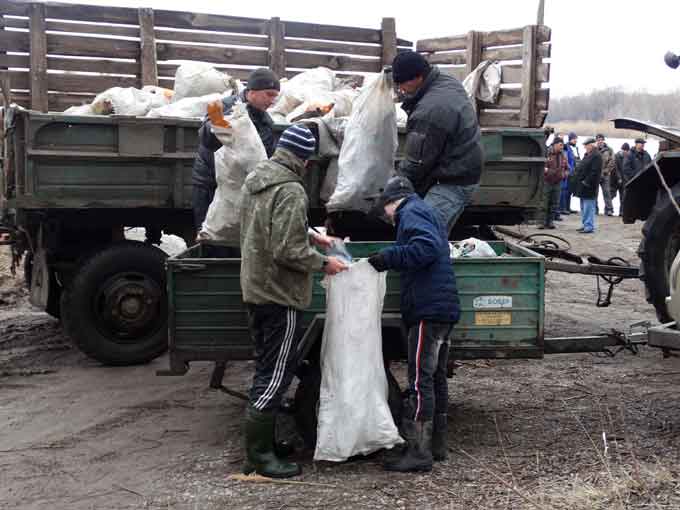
[572,137,602,234]
[392,51,483,235]
[192,68,280,233]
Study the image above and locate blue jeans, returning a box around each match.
[580,198,596,232]
[424,183,479,234]
[559,185,572,212]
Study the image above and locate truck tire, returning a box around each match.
[293,364,403,450]
[24,253,62,320]
[60,241,168,365]
[639,182,680,323]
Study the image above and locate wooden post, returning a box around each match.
[138,8,158,87]
[29,3,48,112]
[268,17,286,78]
[537,0,546,25]
[465,30,482,76]
[381,17,397,68]
[520,25,538,127]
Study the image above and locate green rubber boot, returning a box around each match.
[242,406,301,479]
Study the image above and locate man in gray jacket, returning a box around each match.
[392,51,483,234]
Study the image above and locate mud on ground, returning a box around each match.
[1,215,680,510]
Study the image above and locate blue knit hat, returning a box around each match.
[277,124,316,161]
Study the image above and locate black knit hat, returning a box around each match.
[621,142,630,150]
[391,51,431,84]
[247,68,280,91]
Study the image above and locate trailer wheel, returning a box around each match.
[639,182,680,323]
[60,241,168,365]
[293,364,403,450]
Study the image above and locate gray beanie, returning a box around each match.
[247,68,280,91]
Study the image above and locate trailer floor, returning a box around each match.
[1,214,680,510]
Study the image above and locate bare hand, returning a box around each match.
[311,232,336,249]
[323,256,348,275]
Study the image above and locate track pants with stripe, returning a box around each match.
[406,321,455,421]
[247,304,301,412]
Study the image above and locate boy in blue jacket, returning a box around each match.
[368,176,460,472]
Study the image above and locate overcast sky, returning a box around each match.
[38,0,680,98]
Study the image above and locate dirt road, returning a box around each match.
[2,215,680,510]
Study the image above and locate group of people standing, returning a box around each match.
[541,132,652,233]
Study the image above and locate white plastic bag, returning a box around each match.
[268,67,336,119]
[326,72,398,213]
[199,103,267,245]
[146,92,228,119]
[173,62,233,102]
[314,259,403,462]
[450,238,497,258]
[89,87,158,116]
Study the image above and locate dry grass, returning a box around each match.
[548,120,649,140]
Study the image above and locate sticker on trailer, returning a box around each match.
[475,312,512,326]
[473,296,513,309]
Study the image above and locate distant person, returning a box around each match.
[612,142,630,215]
[572,137,602,234]
[540,138,568,229]
[552,133,565,222]
[560,132,580,215]
[596,134,616,216]
[622,138,652,184]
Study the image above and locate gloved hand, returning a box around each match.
[367,253,387,272]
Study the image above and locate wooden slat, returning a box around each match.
[417,35,467,53]
[0,54,139,76]
[440,67,467,81]
[502,63,550,84]
[481,25,551,47]
[478,109,547,128]
[480,88,549,110]
[43,3,138,25]
[2,17,140,38]
[284,38,381,57]
[30,3,48,112]
[285,51,380,72]
[9,71,139,93]
[268,17,285,78]
[427,51,466,66]
[154,9,267,36]
[465,31,482,76]
[0,30,29,52]
[381,17,397,67]
[155,28,266,47]
[520,26,537,127]
[47,33,140,59]
[0,1,29,16]
[157,67,254,82]
[156,42,267,66]
[417,25,550,53]
[482,43,550,62]
[283,20,382,44]
[138,8,158,86]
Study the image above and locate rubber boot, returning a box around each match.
[432,414,448,461]
[383,419,433,472]
[383,417,414,465]
[242,406,301,478]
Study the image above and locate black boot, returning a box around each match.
[384,419,433,472]
[432,414,448,461]
[243,406,301,478]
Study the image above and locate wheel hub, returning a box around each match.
[96,272,161,339]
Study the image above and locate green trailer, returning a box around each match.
[162,240,545,445]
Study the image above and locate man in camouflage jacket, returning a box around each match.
[596,134,616,216]
[239,125,347,479]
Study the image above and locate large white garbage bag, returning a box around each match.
[199,103,267,245]
[146,92,229,119]
[172,62,235,102]
[326,72,398,213]
[268,67,336,121]
[314,259,403,462]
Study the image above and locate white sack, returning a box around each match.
[314,259,403,462]
[146,92,229,119]
[326,72,398,213]
[173,62,234,102]
[199,103,267,245]
[462,60,502,111]
[90,87,158,116]
[268,67,336,119]
[450,238,497,258]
